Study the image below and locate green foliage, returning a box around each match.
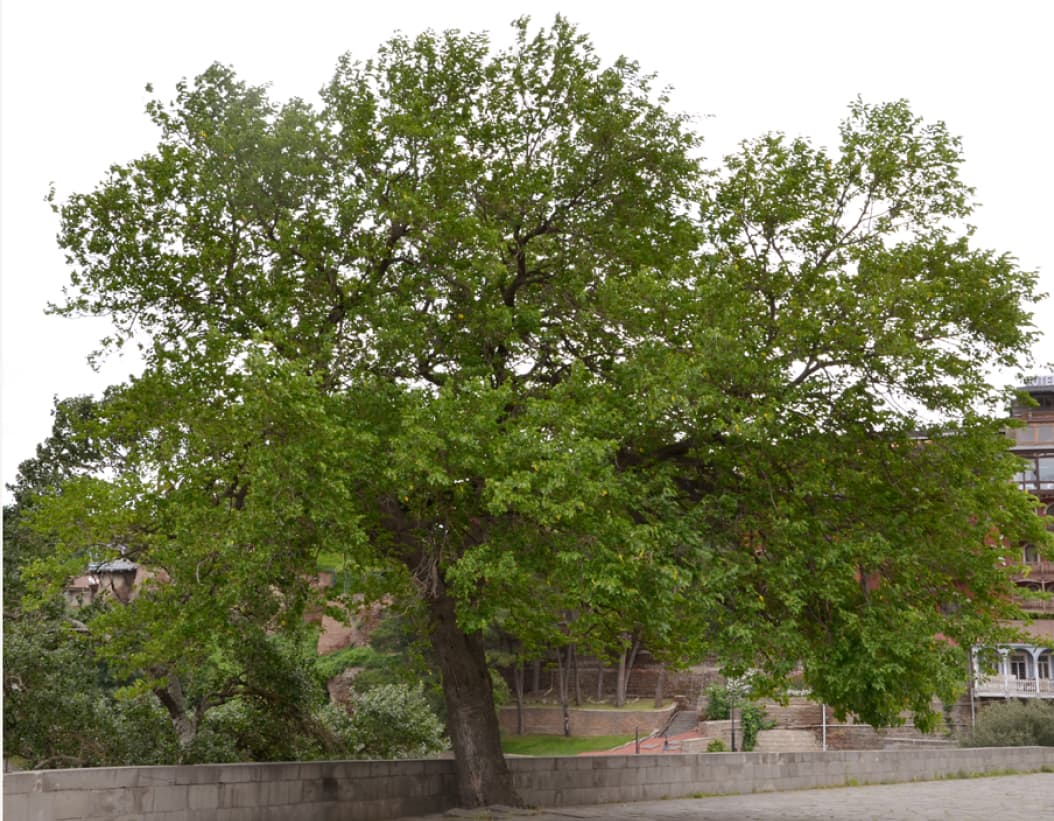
[327,684,447,760]
[703,684,731,720]
[3,603,179,768]
[335,609,448,724]
[705,739,727,753]
[702,683,773,751]
[738,704,775,752]
[184,697,328,764]
[315,645,385,683]
[962,700,1054,747]
[3,396,112,614]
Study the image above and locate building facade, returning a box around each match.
[973,375,1054,700]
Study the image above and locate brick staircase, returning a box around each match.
[664,708,699,736]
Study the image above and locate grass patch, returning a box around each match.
[500,734,635,756]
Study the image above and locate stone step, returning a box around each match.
[665,709,699,736]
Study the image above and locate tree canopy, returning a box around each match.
[25,16,1050,806]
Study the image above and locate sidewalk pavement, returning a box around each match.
[398,773,1054,820]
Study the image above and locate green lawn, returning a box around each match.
[500,734,634,756]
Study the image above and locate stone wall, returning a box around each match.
[3,760,457,821]
[498,705,674,736]
[7,747,1054,821]
[505,657,713,705]
[510,746,1054,808]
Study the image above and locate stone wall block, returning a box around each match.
[170,766,220,786]
[147,785,189,813]
[212,809,257,821]
[4,793,29,821]
[216,765,261,784]
[221,780,264,809]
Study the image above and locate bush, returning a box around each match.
[706,739,727,752]
[325,683,447,759]
[703,683,731,720]
[963,700,1054,747]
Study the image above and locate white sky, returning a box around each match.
[2,0,1053,491]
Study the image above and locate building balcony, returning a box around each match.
[974,676,1054,698]
[1016,598,1054,615]
[1016,557,1054,583]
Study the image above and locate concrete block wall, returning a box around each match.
[6,747,1054,821]
[509,746,1054,807]
[3,759,458,821]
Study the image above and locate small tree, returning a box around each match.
[702,682,772,752]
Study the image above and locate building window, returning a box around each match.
[1039,654,1051,680]
[1010,653,1029,680]
[1039,457,1054,486]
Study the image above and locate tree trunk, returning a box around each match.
[426,579,521,808]
[513,662,526,736]
[532,659,542,694]
[614,635,641,707]
[654,662,666,709]
[554,647,571,736]
[596,664,605,701]
[615,650,628,707]
[571,644,582,706]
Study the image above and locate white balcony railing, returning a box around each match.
[974,676,1054,698]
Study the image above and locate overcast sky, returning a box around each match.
[3,0,1053,491]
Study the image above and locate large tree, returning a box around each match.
[32,16,1049,806]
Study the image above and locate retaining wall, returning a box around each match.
[498,704,673,736]
[7,746,1054,821]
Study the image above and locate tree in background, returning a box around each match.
[4,400,443,768]
[4,398,180,768]
[3,599,180,769]
[3,396,110,613]
[27,15,1050,807]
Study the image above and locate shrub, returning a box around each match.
[703,683,731,720]
[963,700,1054,747]
[706,739,727,752]
[327,683,447,759]
[738,703,775,752]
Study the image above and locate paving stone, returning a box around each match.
[398,774,1054,821]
